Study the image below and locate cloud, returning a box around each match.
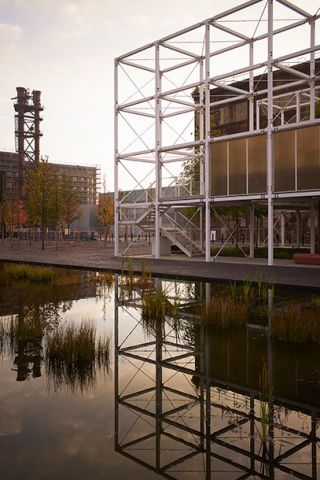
[0,23,23,45]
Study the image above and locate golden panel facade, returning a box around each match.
[274,129,295,192]
[248,134,267,194]
[211,142,227,196]
[297,125,320,191]
[229,138,246,195]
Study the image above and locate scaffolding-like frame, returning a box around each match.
[114,0,320,265]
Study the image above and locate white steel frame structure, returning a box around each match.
[114,0,320,265]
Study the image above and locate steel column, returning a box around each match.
[310,19,315,121]
[296,210,300,248]
[200,60,204,250]
[205,23,211,263]
[200,60,204,196]
[249,206,255,258]
[114,60,119,256]
[114,274,119,448]
[249,41,254,131]
[155,44,161,258]
[280,212,285,246]
[310,201,316,254]
[267,0,274,266]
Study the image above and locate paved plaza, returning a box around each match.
[0,239,319,289]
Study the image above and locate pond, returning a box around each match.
[0,264,319,479]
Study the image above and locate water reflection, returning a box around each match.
[46,321,111,393]
[115,277,320,479]
[0,271,113,391]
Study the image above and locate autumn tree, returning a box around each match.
[60,175,82,234]
[51,174,65,250]
[25,160,55,250]
[98,193,114,245]
[2,199,26,246]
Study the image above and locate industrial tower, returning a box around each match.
[13,87,43,198]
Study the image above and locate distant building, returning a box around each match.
[0,151,99,205]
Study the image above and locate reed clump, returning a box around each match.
[271,300,320,343]
[95,271,114,287]
[45,321,111,392]
[142,287,175,321]
[259,362,272,443]
[134,262,153,290]
[201,295,249,328]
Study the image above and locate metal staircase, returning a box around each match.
[136,206,204,257]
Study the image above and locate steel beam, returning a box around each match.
[114,60,119,256]
[267,0,274,266]
[205,22,211,263]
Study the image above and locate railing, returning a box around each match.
[119,180,202,206]
[161,179,201,199]
[161,210,203,255]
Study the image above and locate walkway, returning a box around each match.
[0,241,319,289]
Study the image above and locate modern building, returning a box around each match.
[0,151,99,205]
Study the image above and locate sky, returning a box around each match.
[0,0,318,192]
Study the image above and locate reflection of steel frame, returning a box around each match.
[114,276,319,479]
[114,0,320,264]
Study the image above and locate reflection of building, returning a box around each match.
[0,271,98,382]
[114,277,320,479]
[13,315,42,382]
[115,1,320,264]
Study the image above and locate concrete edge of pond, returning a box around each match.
[0,250,320,291]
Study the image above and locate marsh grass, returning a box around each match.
[259,362,271,443]
[271,300,320,343]
[126,258,134,290]
[192,278,320,342]
[136,262,152,289]
[201,294,249,328]
[95,271,114,287]
[142,287,174,321]
[45,321,111,392]
[0,264,83,286]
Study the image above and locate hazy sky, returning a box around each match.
[0,0,318,191]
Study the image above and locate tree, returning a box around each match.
[60,175,82,234]
[25,160,55,250]
[52,174,64,250]
[2,199,26,246]
[98,193,114,245]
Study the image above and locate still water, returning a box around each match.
[0,268,319,479]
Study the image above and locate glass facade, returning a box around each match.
[297,125,320,191]
[229,138,246,195]
[274,129,295,192]
[211,142,227,196]
[210,125,320,196]
[247,134,267,194]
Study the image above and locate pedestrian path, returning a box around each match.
[0,242,319,289]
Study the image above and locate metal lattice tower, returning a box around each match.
[13,87,43,198]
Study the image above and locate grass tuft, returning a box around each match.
[201,294,248,329]
[271,301,320,343]
[1,264,83,286]
[45,321,111,392]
